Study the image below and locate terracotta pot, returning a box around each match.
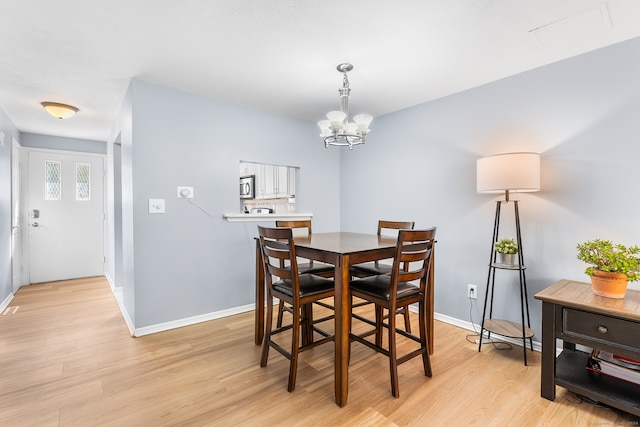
[590,270,629,299]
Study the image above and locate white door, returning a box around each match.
[28,151,105,284]
[11,139,23,292]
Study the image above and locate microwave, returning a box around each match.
[240,175,255,199]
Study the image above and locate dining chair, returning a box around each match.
[350,220,415,332]
[349,227,436,398]
[274,220,334,328]
[258,225,335,392]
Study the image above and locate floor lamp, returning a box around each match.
[476,152,540,365]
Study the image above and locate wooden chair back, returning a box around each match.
[275,220,317,268]
[275,220,312,237]
[258,226,298,285]
[377,220,415,236]
[375,220,415,270]
[389,228,437,295]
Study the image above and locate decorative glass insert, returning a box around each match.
[45,160,62,200]
[76,163,91,201]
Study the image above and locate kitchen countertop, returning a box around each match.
[223,213,313,222]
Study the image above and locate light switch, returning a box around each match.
[149,199,166,214]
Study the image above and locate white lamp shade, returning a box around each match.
[317,120,333,137]
[345,122,357,135]
[317,120,330,130]
[326,111,346,130]
[353,114,373,133]
[477,152,540,193]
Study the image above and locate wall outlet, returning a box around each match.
[467,284,477,299]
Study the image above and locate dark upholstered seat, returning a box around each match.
[258,225,335,392]
[350,220,415,332]
[274,220,334,328]
[349,228,436,398]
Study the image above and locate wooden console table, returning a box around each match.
[535,279,640,416]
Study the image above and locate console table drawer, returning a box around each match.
[563,308,640,349]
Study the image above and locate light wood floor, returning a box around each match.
[1,276,638,426]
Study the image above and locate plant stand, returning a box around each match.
[478,200,534,365]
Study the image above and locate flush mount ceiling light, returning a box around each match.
[317,63,372,150]
[41,102,79,119]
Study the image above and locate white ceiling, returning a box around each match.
[1,0,640,142]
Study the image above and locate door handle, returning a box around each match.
[31,222,39,228]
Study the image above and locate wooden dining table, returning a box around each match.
[254,232,436,407]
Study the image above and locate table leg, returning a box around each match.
[427,246,435,355]
[540,301,556,400]
[255,239,265,346]
[334,254,350,407]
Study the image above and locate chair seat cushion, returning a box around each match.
[298,262,335,276]
[350,262,392,276]
[350,274,419,301]
[273,274,334,298]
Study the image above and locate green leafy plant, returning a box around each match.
[576,239,640,282]
[495,238,518,254]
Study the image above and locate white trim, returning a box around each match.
[111,286,134,336]
[105,273,133,335]
[126,300,541,353]
[433,311,542,353]
[133,304,256,337]
[0,292,14,313]
[405,305,543,353]
[11,138,25,291]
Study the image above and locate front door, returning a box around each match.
[27,150,105,284]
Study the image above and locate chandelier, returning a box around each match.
[317,63,372,149]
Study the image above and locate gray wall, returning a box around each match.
[0,108,19,304]
[5,36,640,341]
[20,132,106,154]
[341,36,640,339]
[108,80,341,328]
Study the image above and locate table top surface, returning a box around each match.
[534,279,640,321]
[292,232,398,255]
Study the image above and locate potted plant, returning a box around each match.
[576,239,640,298]
[495,237,518,265]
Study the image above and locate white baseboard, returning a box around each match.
[408,305,542,353]
[0,292,14,314]
[122,299,541,354]
[132,303,256,337]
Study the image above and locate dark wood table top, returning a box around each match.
[293,232,397,254]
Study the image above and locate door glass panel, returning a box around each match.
[76,163,91,201]
[45,160,61,200]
